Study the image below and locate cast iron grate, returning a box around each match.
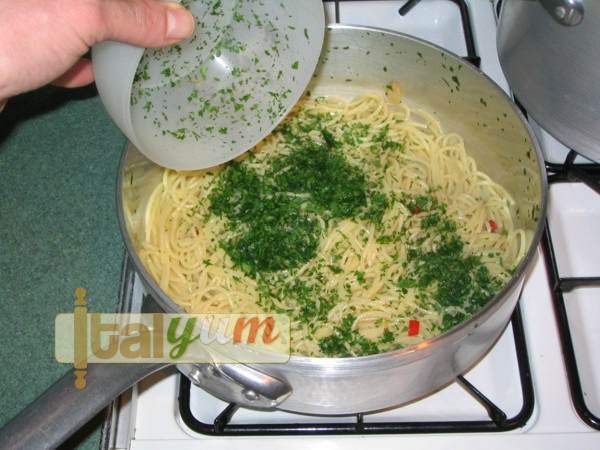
[546,152,600,197]
[542,152,600,430]
[327,0,481,67]
[178,305,533,435]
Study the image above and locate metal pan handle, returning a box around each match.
[0,362,167,450]
[180,362,292,409]
[539,0,584,26]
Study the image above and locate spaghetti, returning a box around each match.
[125,91,531,357]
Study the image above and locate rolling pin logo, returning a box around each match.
[73,287,88,390]
[57,293,291,386]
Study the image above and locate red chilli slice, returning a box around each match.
[488,219,498,233]
[407,319,420,336]
[411,206,422,215]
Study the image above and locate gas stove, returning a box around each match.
[101,1,600,449]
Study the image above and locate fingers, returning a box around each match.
[53,59,95,88]
[94,0,196,48]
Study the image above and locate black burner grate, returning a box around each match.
[546,151,600,197]
[327,0,481,67]
[399,0,480,66]
[541,153,600,430]
[178,306,533,435]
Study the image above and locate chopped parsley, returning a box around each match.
[355,271,366,285]
[270,139,368,220]
[361,191,389,224]
[208,120,377,274]
[318,314,381,357]
[198,102,507,357]
[398,195,504,332]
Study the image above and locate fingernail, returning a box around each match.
[165,3,195,40]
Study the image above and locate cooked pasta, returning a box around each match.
[125,90,532,357]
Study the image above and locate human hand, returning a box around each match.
[0,0,195,102]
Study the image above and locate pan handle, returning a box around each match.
[217,363,292,405]
[179,362,293,409]
[0,362,167,450]
[539,0,584,26]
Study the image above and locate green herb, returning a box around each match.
[451,75,461,90]
[208,107,396,278]
[187,89,199,103]
[399,195,503,331]
[341,122,370,146]
[380,329,395,343]
[210,0,223,15]
[257,276,336,325]
[165,128,187,140]
[291,61,300,70]
[270,140,368,220]
[355,271,366,285]
[318,314,380,356]
[220,198,321,275]
[328,265,343,274]
[371,124,404,152]
[133,62,150,84]
[361,192,389,224]
[209,164,322,275]
[211,36,247,59]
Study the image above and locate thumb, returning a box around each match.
[94,0,196,48]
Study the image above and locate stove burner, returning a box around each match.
[542,182,600,430]
[328,0,481,67]
[398,0,480,67]
[547,151,600,196]
[178,306,534,436]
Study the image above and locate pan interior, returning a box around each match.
[120,26,545,356]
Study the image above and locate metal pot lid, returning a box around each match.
[497,0,600,163]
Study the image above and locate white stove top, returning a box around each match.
[103,2,600,449]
